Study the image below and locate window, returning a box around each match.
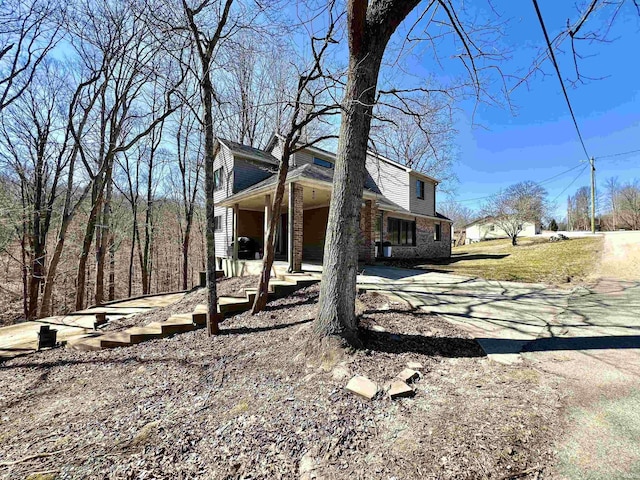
[388,218,416,246]
[213,167,223,191]
[434,222,441,241]
[214,215,222,232]
[313,157,333,168]
[416,179,425,199]
[489,225,495,232]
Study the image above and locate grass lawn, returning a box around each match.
[387,236,604,284]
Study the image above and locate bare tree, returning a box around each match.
[314,0,427,344]
[180,0,236,335]
[69,1,185,309]
[439,199,475,246]
[0,0,63,112]
[217,35,287,148]
[0,60,69,319]
[313,0,511,343]
[251,3,341,314]
[369,90,458,191]
[567,186,590,232]
[618,180,640,230]
[603,176,620,231]
[483,181,547,246]
[169,104,203,290]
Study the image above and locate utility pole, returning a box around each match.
[590,157,596,234]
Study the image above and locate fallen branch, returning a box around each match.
[0,446,74,467]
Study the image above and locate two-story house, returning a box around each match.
[213,135,452,272]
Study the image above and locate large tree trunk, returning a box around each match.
[314,65,379,344]
[314,0,419,344]
[251,144,290,314]
[202,68,219,334]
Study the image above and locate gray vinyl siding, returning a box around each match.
[213,146,235,257]
[292,149,334,168]
[213,146,274,257]
[365,154,410,210]
[409,174,436,216]
[233,157,274,192]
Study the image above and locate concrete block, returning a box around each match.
[345,375,378,400]
[397,368,420,384]
[388,380,415,399]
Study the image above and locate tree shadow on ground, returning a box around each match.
[219,318,312,335]
[360,328,486,358]
[480,335,640,355]
[383,253,510,268]
[262,291,319,312]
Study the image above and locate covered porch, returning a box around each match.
[217,165,378,275]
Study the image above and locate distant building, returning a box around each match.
[463,217,541,244]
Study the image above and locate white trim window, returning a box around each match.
[213,167,223,191]
[416,179,425,199]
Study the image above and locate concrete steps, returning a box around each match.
[66,272,321,352]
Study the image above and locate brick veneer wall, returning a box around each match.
[381,213,451,258]
[358,200,376,263]
[292,183,304,271]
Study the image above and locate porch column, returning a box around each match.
[288,182,303,272]
[264,194,271,254]
[360,199,376,264]
[232,203,239,261]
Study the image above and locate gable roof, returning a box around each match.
[217,162,452,222]
[261,134,441,184]
[219,162,381,203]
[218,138,278,165]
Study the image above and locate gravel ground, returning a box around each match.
[0,285,564,479]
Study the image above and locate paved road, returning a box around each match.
[358,231,640,479]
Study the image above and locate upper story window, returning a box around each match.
[416,179,425,199]
[313,157,333,169]
[213,167,223,191]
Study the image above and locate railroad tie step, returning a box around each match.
[218,296,251,314]
[147,316,195,335]
[66,336,103,352]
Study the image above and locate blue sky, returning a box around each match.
[426,2,640,219]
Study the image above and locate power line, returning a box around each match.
[536,163,584,186]
[550,164,588,204]
[454,162,586,204]
[598,148,640,159]
[531,0,591,160]
[449,147,638,205]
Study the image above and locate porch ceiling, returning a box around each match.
[231,181,333,211]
